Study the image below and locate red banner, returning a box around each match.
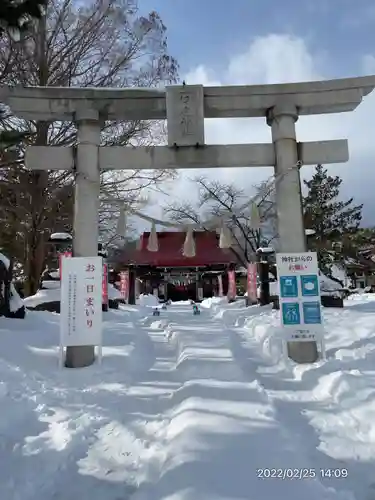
[59,252,72,280]
[227,270,236,300]
[120,270,129,302]
[102,263,108,305]
[247,263,258,302]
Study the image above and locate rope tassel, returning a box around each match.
[219,223,233,248]
[182,227,196,257]
[136,234,143,251]
[250,202,261,230]
[147,222,159,252]
[115,207,127,239]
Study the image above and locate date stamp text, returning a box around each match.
[256,468,348,480]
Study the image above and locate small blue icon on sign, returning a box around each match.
[282,302,301,325]
[301,275,319,297]
[280,276,298,298]
[303,301,322,324]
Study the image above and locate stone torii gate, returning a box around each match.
[1,76,375,368]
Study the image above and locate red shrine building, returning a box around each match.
[115,230,236,302]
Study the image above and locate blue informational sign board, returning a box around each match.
[281,302,301,325]
[280,276,298,298]
[302,301,321,324]
[300,275,319,297]
[276,252,324,342]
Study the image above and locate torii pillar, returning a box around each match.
[66,108,101,368]
[267,103,314,361]
[2,76,375,367]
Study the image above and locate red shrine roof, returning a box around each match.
[123,231,235,268]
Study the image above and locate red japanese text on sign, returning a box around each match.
[86,297,94,307]
[288,264,307,272]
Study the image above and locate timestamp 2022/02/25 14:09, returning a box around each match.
[256,468,348,480]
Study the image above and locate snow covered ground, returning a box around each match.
[1,295,375,499]
[24,280,123,308]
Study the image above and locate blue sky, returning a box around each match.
[141,0,375,79]
[134,0,375,229]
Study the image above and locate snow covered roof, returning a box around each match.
[49,232,72,241]
[123,231,235,268]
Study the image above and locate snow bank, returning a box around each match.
[0,252,24,312]
[158,307,355,500]
[42,280,61,290]
[9,283,24,312]
[243,311,285,364]
[24,282,122,307]
[169,300,192,305]
[211,297,247,320]
[108,283,122,300]
[23,287,60,307]
[2,286,375,499]
[49,270,60,279]
[238,294,375,498]
[137,293,159,307]
[200,296,226,309]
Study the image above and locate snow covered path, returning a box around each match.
[0,300,371,499]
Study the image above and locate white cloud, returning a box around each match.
[362,54,375,74]
[139,34,375,231]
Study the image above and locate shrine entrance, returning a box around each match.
[164,274,197,302]
[7,75,375,367]
[119,230,235,302]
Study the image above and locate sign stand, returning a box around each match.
[319,339,326,359]
[281,339,288,361]
[96,345,103,365]
[276,252,324,355]
[58,344,64,369]
[59,256,103,369]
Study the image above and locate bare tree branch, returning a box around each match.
[0,0,179,294]
[164,176,278,266]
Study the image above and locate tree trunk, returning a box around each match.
[25,229,46,296]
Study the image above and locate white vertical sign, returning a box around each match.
[60,256,103,347]
[276,252,323,342]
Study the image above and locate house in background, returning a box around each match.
[330,252,375,289]
[351,245,375,288]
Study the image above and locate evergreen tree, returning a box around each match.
[0,0,47,37]
[303,164,363,273]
